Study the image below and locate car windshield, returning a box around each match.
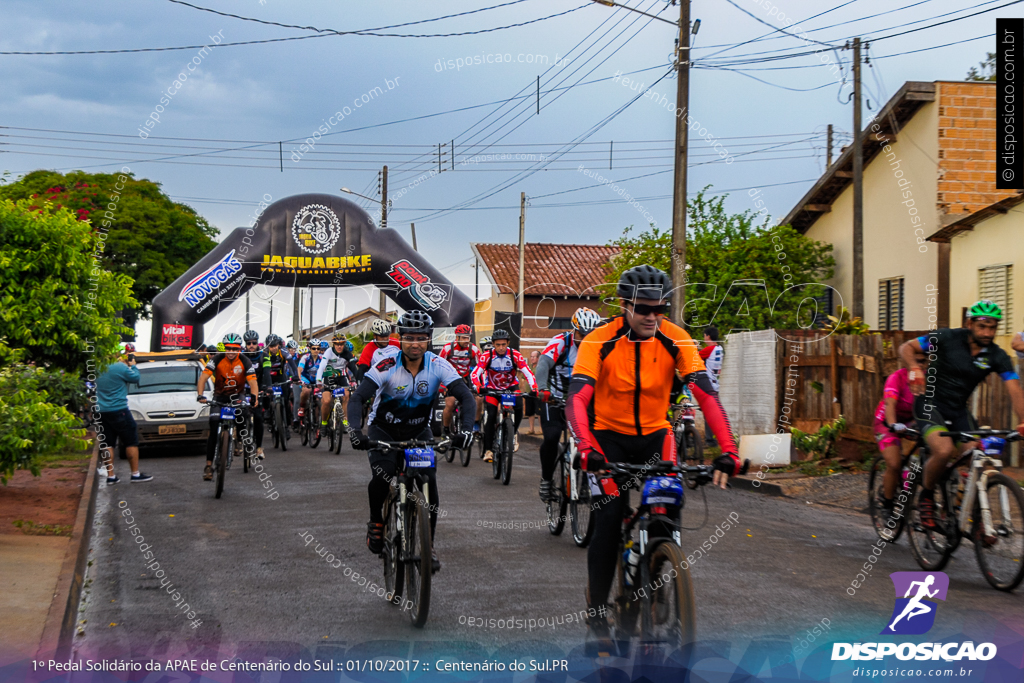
[128,366,200,395]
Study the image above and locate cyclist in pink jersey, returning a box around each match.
[873,349,927,515]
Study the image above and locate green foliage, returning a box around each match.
[823,306,871,334]
[0,170,218,322]
[790,416,847,461]
[0,198,135,375]
[0,351,91,485]
[967,52,996,81]
[599,188,835,332]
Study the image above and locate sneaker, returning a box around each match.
[431,550,441,574]
[256,447,265,461]
[918,491,938,531]
[539,478,553,503]
[483,450,494,463]
[584,612,614,658]
[130,472,153,482]
[513,433,520,452]
[203,465,213,481]
[366,521,384,555]
[106,476,120,485]
[297,408,305,418]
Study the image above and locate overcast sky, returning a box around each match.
[0,0,1004,346]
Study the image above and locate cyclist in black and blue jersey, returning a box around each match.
[898,300,1024,529]
[346,310,474,571]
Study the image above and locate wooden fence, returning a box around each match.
[772,330,1018,455]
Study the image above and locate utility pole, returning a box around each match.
[291,288,299,341]
[380,165,388,318]
[411,223,418,251]
[333,286,338,334]
[852,38,864,319]
[518,192,526,314]
[245,290,250,331]
[670,0,691,327]
[827,124,833,168]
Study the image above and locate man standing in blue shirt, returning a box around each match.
[96,345,153,484]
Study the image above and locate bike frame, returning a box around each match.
[953,449,1011,539]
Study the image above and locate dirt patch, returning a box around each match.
[0,455,90,536]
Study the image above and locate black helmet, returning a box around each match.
[397,310,433,336]
[617,264,671,301]
[204,344,218,353]
[491,329,510,341]
[265,334,282,347]
[243,329,259,342]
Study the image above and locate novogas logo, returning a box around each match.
[832,572,996,662]
[178,249,242,308]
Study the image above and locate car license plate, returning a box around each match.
[159,424,187,435]
[332,387,345,397]
[220,407,236,419]
[405,447,436,468]
[272,386,282,396]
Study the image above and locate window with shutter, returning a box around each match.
[877,277,904,330]
[978,265,1013,335]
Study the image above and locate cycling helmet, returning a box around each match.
[397,310,433,336]
[345,340,354,352]
[123,342,136,353]
[205,344,218,353]
[480,335,492,347]
[491,329,510,341]
[298,345,309,355]
[222,332,243,349]
[968,300,1002,320]
[617,264,671,301]
[454,324,472,335]
[266,334,281,347]
[309,337,321,349]
[332,330,346,341]
[243,330,259,342]
[217,342,226,352]
[320,340,330,351]
[371,319,392,336]
[571,307,602,333]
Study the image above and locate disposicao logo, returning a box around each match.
[831,572,997,662]
[179,250,243,308]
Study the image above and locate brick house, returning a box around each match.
[781,81,1016,330]
[470,242,619,351]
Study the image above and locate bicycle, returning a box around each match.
[200,397,252,499]
[906,427,1024,591]
[547,397,594,546]
[438,395,477,467]
[373,438,437,628]
[671,398,704,488]
[300,386,322,448]
[485,390,521,486]
[266,381,292,452]
[598,459,750,656]
[324,382,347,455]
[867,426,923,543]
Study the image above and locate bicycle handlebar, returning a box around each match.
[368,439,437,452]
[884,423,1023,443]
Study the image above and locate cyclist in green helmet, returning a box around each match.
[898,300,1024,530]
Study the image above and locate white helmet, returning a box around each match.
[571,307,603,334]
[371,319,392,336]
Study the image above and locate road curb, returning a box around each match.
[730,475,788,497]
[36,441,100,661]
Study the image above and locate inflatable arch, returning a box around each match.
[149,193,473,350]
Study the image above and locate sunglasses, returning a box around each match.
[629,303,669,317]
[401,335,430,343]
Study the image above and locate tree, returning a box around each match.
[0,198,135,376]
[0,170,218,327]
[967,52,996,81]
[599,188,835,333]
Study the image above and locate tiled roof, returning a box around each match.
[471,242,620,297]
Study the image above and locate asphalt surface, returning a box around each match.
[73,431,1024,664]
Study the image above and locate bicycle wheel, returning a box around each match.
[276,402,288,451]
[327,404,336,452]
[685,426,704,464]
[334,405,344,455]
[301,410,309,446]
[492,422,502,480]
[382,493,404,604]
[548,452,568,535]
[405,483,432,628]
[215,427,229,499]
[907,478,955,571]
[310,401,322,448]
[869,457,905,543]
[460,434,473,467]
[973,472,1024,591]
[571,469,595,548]
[501,416,514,486]
[641,540,696,649]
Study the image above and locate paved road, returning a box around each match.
[73,433,1024,665]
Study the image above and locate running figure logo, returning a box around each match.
[881,572,949,635]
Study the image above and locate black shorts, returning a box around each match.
[913,396,977,438]
[523,393,537,417]
[325,374,349,388]
[98,408,139,449]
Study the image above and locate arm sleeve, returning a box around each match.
[448,378,476,431]
[471,352,487,390]
[346,376,379,431]
[566,376,599,455]
[698,345,713,361]
[535,355,554,392]
[996,350,1020,381]
[687,371,738,454]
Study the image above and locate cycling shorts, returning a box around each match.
[873,421,901,453]
[912,396,977,439]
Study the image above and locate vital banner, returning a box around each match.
[149,194,473,350]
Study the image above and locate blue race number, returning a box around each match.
[405,447,436,468]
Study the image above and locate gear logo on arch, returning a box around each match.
[292,204,341,254]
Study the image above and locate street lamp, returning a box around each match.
[339,187,376,203]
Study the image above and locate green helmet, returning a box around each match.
[222,332,244,349]
[967,300,1002,321]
